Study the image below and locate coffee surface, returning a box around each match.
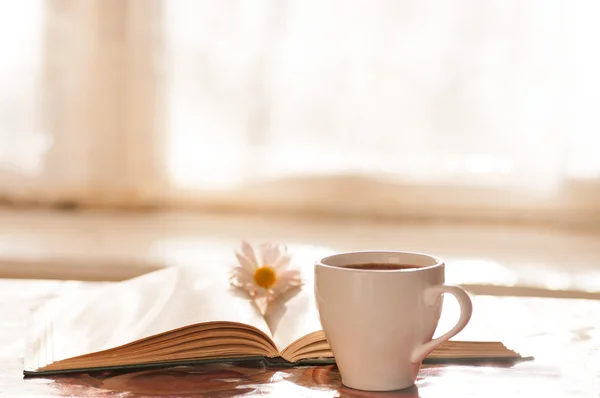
[343,263,418,270]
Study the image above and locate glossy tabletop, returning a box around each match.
[2,278,599,397]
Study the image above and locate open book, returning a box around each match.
[24,264,523,376]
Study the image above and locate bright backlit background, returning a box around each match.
[1,1,599,227]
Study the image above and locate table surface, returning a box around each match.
[2,278,599,397]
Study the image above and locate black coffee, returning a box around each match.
[343,263,418,270]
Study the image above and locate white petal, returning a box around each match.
[269,270,302,297]
[252,287,267,299]
[278,269,303,286]
[229,268,251,289]
[241,241,259,267]
[262,244,279,266]
[269,284,297,301]
[233,266,254,283]
[236,252,257,272]
[269,283,286,299]
[233,280,260,297]
[273,254,291,271]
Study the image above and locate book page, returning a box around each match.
[29,265,271,367]
[264,284,323,353]
[264,246,333,352]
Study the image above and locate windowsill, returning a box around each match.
[0,207,598,299]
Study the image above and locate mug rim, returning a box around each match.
[316,250,443,272]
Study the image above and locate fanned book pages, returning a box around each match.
[24,265,525,376]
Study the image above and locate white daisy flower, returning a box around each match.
[229,241,303,303]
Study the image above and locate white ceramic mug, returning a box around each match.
[314,251,472,392]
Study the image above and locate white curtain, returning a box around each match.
[1,1,599,226]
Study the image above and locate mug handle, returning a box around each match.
[411,285,473,363]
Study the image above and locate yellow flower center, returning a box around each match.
[254,266,277,289]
